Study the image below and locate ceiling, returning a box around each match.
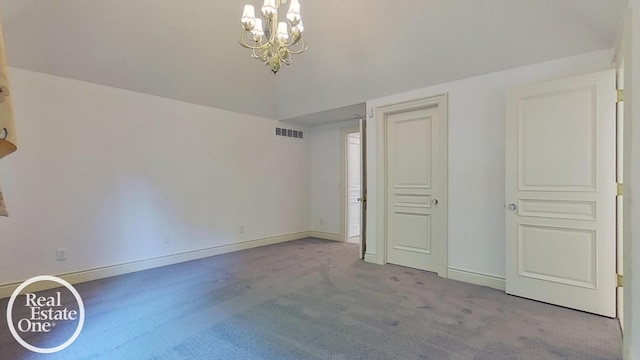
[0,0,627,125]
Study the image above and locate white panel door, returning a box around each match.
[386,106,443,273]
[505,69,616,317]
[347,133,361,243]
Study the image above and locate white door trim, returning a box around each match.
[615,65,624,328]
[373,94,448,277]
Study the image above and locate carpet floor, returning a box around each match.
[0,238,622,359]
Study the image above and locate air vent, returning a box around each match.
[275,127,303,139]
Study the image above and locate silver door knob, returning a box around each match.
[508,203,517,211]
[432,199,439,205]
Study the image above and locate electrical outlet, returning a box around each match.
[163,236,170,245]
[56,248,66,261]
[320,218,324,225]
[240,225,245,233]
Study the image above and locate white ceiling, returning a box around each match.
[0,0,627,125]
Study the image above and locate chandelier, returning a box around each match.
[239,0,307,74]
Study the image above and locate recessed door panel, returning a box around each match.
[518,88,596,191]
[518,224,596,288]
[393,117,432,188]
[517,199,597,221]
[393,212,432,253]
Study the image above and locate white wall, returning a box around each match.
[0,68,310,287]
[273,1,625,121]
[364,49,615,284]
[309,119,358,239]
[1,47,624,306]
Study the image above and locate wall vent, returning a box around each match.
[275,127,303,139]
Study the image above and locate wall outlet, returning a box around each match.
[56,248,66,261]
[320,218,324,225]
[240,225,245,233]
[163,236,170,245]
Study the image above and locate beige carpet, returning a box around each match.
[0,238,622,359]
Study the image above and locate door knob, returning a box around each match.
[508,203,517,211]
[432,199,439,205]
[357,197,366,202]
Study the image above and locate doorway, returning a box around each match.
[346,131,361,245]
[342,119,367,259]
[373,94,449,277]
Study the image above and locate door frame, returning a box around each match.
[374,94,449,277]
[615,62,624,327]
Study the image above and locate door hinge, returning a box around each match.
[617,89,624,103]
[617,274,624,288]
[617,183,624,196]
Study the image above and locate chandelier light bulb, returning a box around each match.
[251,18,264,39]
[241,5,256,30]
[277,22,289,42]
[261,0,277,17]
[287,0,301,23]
[292,19,304,34]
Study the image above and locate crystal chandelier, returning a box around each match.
[239,0,308,74]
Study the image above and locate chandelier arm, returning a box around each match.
[287,40,308,54]
[252,46,268,61]
[282,34,307,53]
[240,41,262,50]
[280,32,301,48]
[239,31,266,50]
[288,47,307,55]
[281,51,292,65]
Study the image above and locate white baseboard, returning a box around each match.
[447,267,506,291]
[0,231,311,299]
[364,253,383,265]
[309,231,343,242]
